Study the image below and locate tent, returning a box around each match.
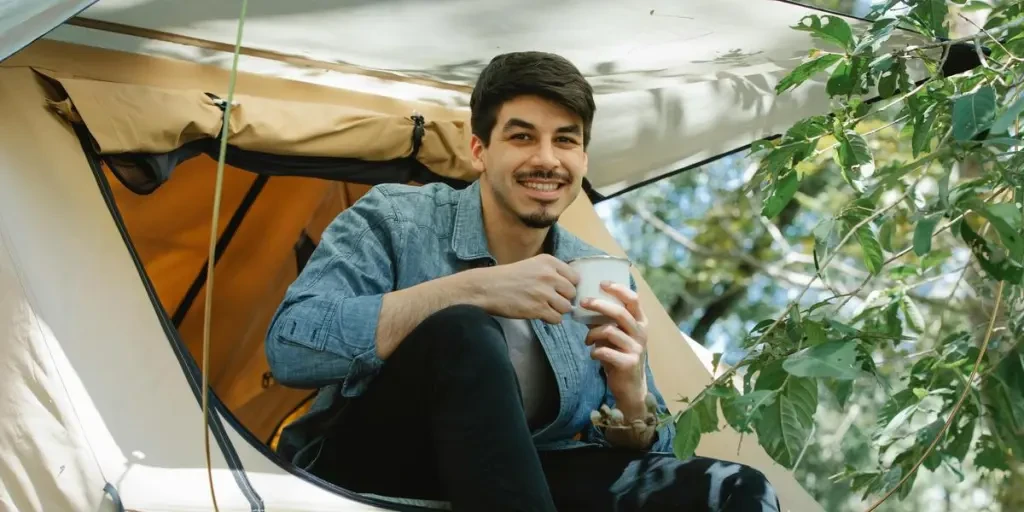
[0,1,933,511]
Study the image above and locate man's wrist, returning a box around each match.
[450,268,490,311]
[615,383,650,422]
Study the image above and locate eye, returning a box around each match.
[556,136,580,145]
[510,133,532,141]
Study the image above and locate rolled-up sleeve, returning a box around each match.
[265,186,402,396]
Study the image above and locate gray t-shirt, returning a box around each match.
[494,316,559,429]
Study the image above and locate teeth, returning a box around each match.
[522,182,559,191]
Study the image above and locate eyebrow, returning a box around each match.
[502,117,582,136]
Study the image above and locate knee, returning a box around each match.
[413,304,511,368]
[731,464,779,509]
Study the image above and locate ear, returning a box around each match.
[470,134,486,174]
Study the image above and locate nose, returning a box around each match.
[529,140,560,170]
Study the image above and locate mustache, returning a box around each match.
[514,169,572,183]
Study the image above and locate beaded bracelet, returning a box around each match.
[589,393,660,449]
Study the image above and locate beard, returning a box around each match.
[495,168,573,229]
[519,210,559,229]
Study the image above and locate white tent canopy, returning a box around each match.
[21,0,922,196]
[0,2,936,511]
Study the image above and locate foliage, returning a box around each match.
[607,1,1024,509]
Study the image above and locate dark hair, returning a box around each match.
[470,51,596,148]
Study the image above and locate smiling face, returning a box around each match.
[472,94,589,229]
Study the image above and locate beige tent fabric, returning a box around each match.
[0,67,108,512]
[35,69,477,182]
[0,218,107,512]
[2,40,823,511]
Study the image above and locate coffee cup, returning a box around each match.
[569,255,632,325]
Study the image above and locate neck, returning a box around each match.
[480,191,550,265]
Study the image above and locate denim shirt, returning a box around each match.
[266,180,677,468]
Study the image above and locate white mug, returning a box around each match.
[568,255,632,325]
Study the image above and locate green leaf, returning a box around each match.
[897,56,913,96]
[946,418,976,461]
[876,389,919,435]
[901,296,925,334]
[827,60,854,96]
[759,145,801,177]
[750,139,776,155]
[756,375,818,468]
[804,320,827,346]
[722,390,777,434]
[991,93,1024,134]
[975,436,1010,471]
[987,202,1023,231]
[981,344,1024,462]
[879,219,895,252]
[777,54,843,94]
[695,396,720,434]
[782,116,830,162]
[966,200,1024,263]
[938,168,951,209]
[877,60,902,99]
[889,264,919,279]
[673,408,702,460]
[855,18,900,54]
[921,248,952,270]
[833,380,853,409]
[856,226,884,275]
[883,301,903,340]
[913,215,941,256]
[960,218,1024,283]
[868,1,901,19]
[761,170,801,218]
[952,86,998,141]
[784,340,864,380]
[911,0,949,37]
[915,420,945,471]
[836,129,874,177]
[793,15,856,51]
[912,105,939,157]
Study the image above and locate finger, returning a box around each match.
[547,293,573,316]
[552,258,581,285]
[600,282,646,324]
[541,306,564,324]
[580,298,638,337]
[585,325,643,354]
[590,346,640,370]
[552,275,577,301]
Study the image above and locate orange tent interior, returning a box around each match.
[104,155,374,445]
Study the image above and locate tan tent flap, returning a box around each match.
[46,74,222,153]
[42,72,476,183]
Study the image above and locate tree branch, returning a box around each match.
[895,16,1024,55]
[866,281,1006,511]
[958,12,1022,62]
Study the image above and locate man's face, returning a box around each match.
[471,95,588,229]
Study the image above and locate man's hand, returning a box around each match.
[580,282,650,422]
[471,254,580,324]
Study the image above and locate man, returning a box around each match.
[266,51,780,511]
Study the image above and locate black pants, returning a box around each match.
[311,305,781,511]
